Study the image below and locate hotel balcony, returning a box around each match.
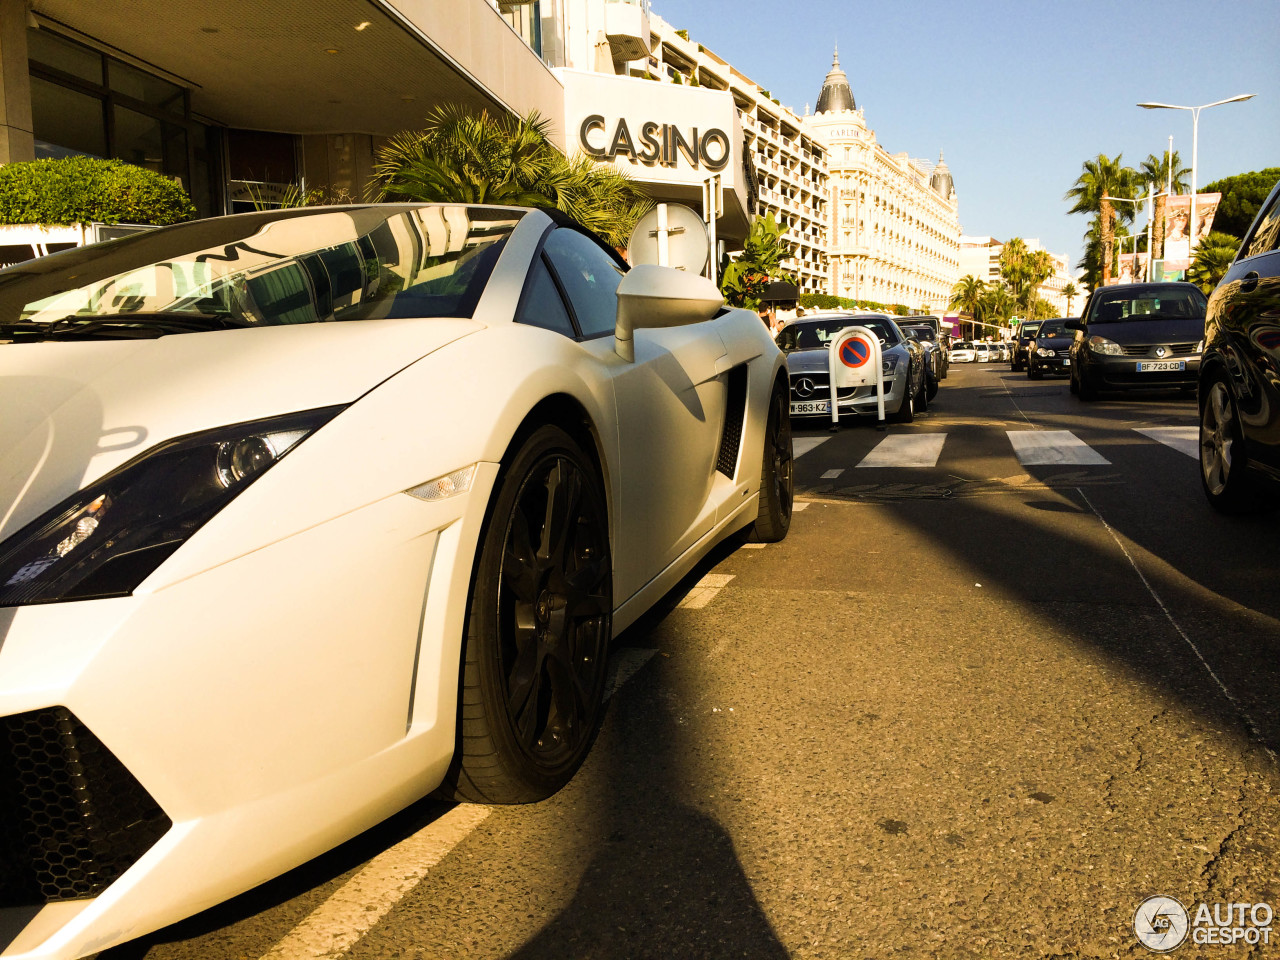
[605,0,651,62]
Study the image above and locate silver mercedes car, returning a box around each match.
[776,313,928,423]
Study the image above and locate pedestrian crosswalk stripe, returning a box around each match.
[821,468,845,479]
[793,436,830,459]
[857,433,947,468]
[1135,426,1198,459]
[1007,430,1110,465]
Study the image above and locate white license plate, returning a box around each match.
[1136,360,1185,372]
[1061,359,1071,366]
[790,401,829,415]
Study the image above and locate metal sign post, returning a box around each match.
[702,174,722,285]
[828,326,884,431]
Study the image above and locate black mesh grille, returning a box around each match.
[716,364,749,478]
[0,707,171,906]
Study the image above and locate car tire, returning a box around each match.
[438,424,612,804]
[747,385,793,542]
[1200,377,1259,513]
[926,378,939,401]
[1077,368,1098,401]
[1027,360,1042,380]
[889,378,915,423]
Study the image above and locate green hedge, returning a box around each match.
[798,293,912,315]
[0,157,196,226]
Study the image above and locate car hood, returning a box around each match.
[0,319,480,541]
[1088,317,1204,344]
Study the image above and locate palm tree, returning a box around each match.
[949,274,985,315]
[948,274,985,338]
[1139,150,1189,261]
[1062,281,1079,316]
[1187,232,1241,293]
[1065,154,1136,286]
[370,105,652,248]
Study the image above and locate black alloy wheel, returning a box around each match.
[440,425,612,804]
[748,386,793,542]
[1200,377,1258,513]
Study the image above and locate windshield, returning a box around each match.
[1019,324,1041,339]
[953,341,972,350]
[0,205,521,340]
[1087,286,1208,323]
[776,317,901,352]
[1038,320,1067,337]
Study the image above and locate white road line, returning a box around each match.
[1077,489,1275,762]
[792,501,810,512]
[677,573,735,609]
[820,468,845,479]
[793,436,830,459]
[1136,426,1198,459]
[259,804,492,960]
[259,644,660,960]
[1007,430,1110,465]
[739,542,768,549]
[857,433,947,468]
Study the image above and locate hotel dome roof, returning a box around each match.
[815,47,855,114]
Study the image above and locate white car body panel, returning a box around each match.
[0,205,787,959]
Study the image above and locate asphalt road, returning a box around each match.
[100,360,1280,960]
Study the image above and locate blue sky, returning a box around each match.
[656,0,1279,275]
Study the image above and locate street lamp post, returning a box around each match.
[1137,95,1256,254]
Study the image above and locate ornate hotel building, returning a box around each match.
[802,53,961,313]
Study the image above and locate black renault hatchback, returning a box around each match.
[1198,177,1280,512]
[1066,282,1207,400]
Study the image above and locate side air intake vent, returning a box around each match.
[716,364,749,478]
[0,707,171,906]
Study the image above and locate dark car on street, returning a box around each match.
[1198,177,1280,512]
[1011,321,1041,372]
[1026,318,1075,379]
[1066,282,1207,400]
[898,320,945,399]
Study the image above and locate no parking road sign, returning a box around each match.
[828,325,885,426]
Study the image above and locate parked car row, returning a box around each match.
[777,313,932,423]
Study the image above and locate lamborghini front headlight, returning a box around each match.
[0,406,344,606]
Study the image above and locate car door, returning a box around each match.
[538,227,727,603]
[1216,184,1280,473]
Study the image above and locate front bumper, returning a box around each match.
[0,471,494,959]
[1030,353,1073,377]
[1079,352,1201,388]
[787,371,905,417]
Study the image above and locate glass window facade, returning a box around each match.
[26,29,223,218]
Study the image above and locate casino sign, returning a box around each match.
[578,115,730,171]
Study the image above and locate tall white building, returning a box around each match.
[959,236,1082,317]
[803,52,961,313]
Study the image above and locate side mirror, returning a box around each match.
[614,264,723,362]
[1063,318,1085,332]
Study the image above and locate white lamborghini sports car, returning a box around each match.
[0,204,792,958]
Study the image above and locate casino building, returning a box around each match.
[0,1,957,305]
